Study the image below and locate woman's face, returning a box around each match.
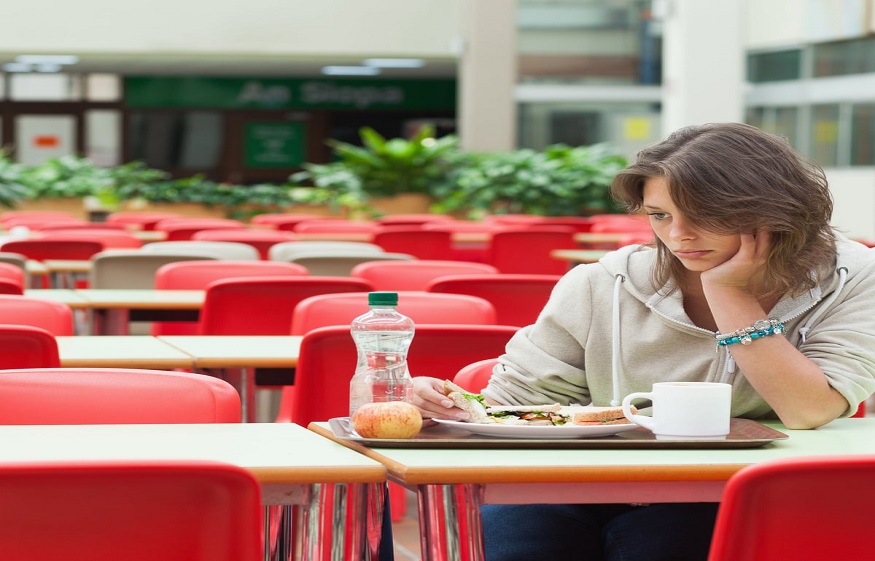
[642,176,742,273]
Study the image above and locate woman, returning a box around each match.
[411,122,875,560]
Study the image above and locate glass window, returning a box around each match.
[86,110,121,167]
[851,103,875,166]
[747,50,802,83]
[810,104,840,167]
[128,111,223,171]
[813,37,875,77]
[746,107,799,148]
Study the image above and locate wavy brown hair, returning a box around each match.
[611,122,836,296]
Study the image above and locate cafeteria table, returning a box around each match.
[310,417,875,561]
[159,335,303,422]
[56,335,196,369]
[0,423,386,561]
[76,288,204,335]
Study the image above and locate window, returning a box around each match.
[747,49,802,83]
[813,37,875,77]
[850,103,875,166]
[128,111,224,171]
[810,104,840,167]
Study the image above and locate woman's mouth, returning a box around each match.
[673,249,711,259]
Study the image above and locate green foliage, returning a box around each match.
[432,143,628,217]
[0,152,30,208]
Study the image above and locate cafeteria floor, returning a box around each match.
[392,489,421,560]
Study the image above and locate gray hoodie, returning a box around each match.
[482,233,875,419]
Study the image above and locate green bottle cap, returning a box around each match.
[368,291,398,306]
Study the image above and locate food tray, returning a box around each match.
[327,417,788,449]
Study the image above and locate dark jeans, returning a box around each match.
[482,503,718,561]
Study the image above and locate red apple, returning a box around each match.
[351,401,423,439]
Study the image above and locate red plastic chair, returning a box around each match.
[1,216,84,230]
[0,325,61,369]
[426,273,562,327]
[293,219,378,234]
[106,211,182,231]
[37,230,144,248]
[0,460,261,561]
[199,276,375,337]
[0,368,241,423]
[152,260,310,335]
[192,228,298,259]
[427,273,560,327]
[0,239,105,261]
[250,213,329,231]
[277,324,517,424]
[708,455,875,561]
[486,227,578,274]
[291,291,497,335]
[375,214,456,226]
[0,262,25,294]
[35,222,128,231]
[452,358,499,392]
[371,226,456,260]
[159,223,248,241]
[350,259,500,291]
[0,294,75,335]
[0,210,78,223]
[588,214,652,233]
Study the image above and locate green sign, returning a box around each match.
[244,122,305,168]
[126,77,456,111]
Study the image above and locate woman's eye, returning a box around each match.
[647,212,668,221]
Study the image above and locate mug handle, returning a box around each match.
[622,392,654,431]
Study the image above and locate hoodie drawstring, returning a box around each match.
[610,273,625,407]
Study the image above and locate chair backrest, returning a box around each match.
[0,325,61,369]
[89,251,218,289]
[36,222,128,231]
[1,216,84,230]
[375,214,456,226]
[0,294,75,335]
[0,210,78,223]
[707,455,875,561]
[276,324,517,423]
[268,241,385,262]
[250,212,328,230]
[0,253,29,287]
[290,291,497,335]
[142,240,260,260]
[350,259,500,291]
[192,229,297,259]
[0,261,26,290]
[0,368,241,423]
[198,276,375,335]
[486,227,578,274]
[288,252,415,276]
[37,230,143,248]
[0,239,105,261]
[293,219,378,234]
[587,214,652,233]
[154,260,310,290]
[371,227,456,260]
[152,260,310,335]
[106,211,182,230]
[452,358,499,393]
[0,460,261,561]
[427,273,561,327]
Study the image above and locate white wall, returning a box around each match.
[0,0,463,57]
[746,0,872,49]
[826,168,875,241]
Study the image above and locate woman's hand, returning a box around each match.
[411,376,471,420]
[701,229,772,292]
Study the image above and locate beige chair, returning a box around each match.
[267,241,385,262]
[89,251,217,289]
[286,252,415,276]
[140,241,260,261]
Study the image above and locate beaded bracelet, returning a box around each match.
[715,318,785,347]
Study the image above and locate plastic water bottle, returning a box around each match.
[348,291,415,417]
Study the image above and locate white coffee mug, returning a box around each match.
[621,382,732,440]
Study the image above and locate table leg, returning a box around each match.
[417,483,485,561]
[91,309,130,335]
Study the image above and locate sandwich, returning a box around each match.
[442,380,635,426]
[570,406,636,426]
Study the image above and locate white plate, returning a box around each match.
[431,419,639,440]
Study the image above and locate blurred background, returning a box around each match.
[1,0,873,236]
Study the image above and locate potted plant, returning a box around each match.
[431,143,628,217]
[290,125,460,216]
[0,152,31,209]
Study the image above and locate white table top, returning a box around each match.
[0,423,385,500]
